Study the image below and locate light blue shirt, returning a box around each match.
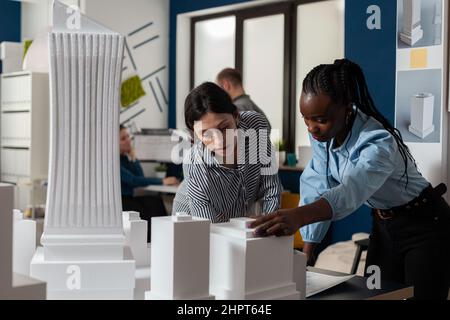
[299,108,430,243]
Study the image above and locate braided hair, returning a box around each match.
[302,58,416,188]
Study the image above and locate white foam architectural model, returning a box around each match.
[123,211,151,300]
[13,209,36,276]
[0,42,23,73]
[408,93,435,139]
[30,1,135,299]
[146,213,214,300]
[0,183,46,300]
[293,249,307,300]
[210,218,302,300]
[400,0,423,46]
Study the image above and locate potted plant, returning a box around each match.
[274,140,286,166]
[155,163,168,179]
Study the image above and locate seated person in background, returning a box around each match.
[120,125,179,242]
[216,67,270,129]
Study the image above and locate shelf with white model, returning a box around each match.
[400,0,424,46]
[210,217,304,300]
[146,213,214,300]
[30,1,135,300]
[0,183,46,299]
[0,70,49,214]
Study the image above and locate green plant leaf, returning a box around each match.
[121,75,146,108]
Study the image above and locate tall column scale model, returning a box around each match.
[30,1,135,299]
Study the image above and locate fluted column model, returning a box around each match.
[30,2,135,299]
[400,0,423,46]
[41,1,125,261]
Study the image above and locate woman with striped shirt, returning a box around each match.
[172,82,282,223]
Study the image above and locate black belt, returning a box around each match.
[375,183,447,220]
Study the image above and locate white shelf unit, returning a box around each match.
[0,71,49,213]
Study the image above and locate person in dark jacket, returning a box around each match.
[120,125,179,242]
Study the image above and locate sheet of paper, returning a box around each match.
[306,271,355,298]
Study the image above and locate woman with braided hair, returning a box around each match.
[250,59,450,299]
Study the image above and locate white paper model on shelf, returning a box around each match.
[400,0,423,46]
[0,183,46,300]
[433,1,442,45]
[13,209,36,276]
[30,1,135,300]
[145,213,214,300]
[0,42,23,73]
[123,211,151,300]
[210,217,301,300]
[408,93,435,139]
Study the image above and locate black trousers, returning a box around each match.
[122,195,167,243]
[365,196,450,299]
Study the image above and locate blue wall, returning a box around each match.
[332,0,397,243]
[168,0,398,244]
[0,0,21,73]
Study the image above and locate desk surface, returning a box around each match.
[140,184,179,194]
[307,267,413,300]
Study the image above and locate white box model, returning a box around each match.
[0,42,23,73]
[0,183,46,300]
[123,211,151,300]
[400,0,423,46]
[123,211,151,268]
[408,93,435,139]
[146,213,214,300]
[30,1,135,300]
[210,217,300,300]
[13,209,36,276]
[293,249,307,300]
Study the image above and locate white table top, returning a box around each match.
[140,184,179,194]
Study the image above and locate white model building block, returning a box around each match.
[293,250,307,300]
[0,183,46,300]
[146,213,214,300]
[13,209,36,276]
[408,93,435,139]
[30,1,134,300]
[123,211,151,300]
[210,217,300,300]
[123,211,151,267]
[135,265,151,300]
[0,42,23,73]
[400,0,424,46]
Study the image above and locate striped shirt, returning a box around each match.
[172,111,283,223]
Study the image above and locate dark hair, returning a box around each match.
[216,68,243,87]
[184,82,238,131]
[119,124,126,130]
[302,58,416,188]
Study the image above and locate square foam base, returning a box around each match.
[400,27,423,46]
[30,246,135,300]
[409,124,434,139]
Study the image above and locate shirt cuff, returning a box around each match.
[299,220,331,243]
[320,193,337,220]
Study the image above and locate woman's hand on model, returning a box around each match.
[249,198,333,238]
[163,176,179,186]
[249,208,304,237]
